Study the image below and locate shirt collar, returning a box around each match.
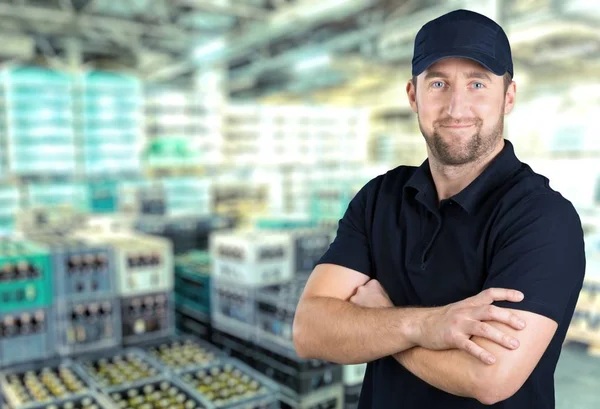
[404,139,522,215]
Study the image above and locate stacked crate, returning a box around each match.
[134,214,236,255]
[342,365,366,409]
[208,227,343,409]
[210,230,293,342]
[144,88,223,168]
[174,251,213,340]
[0,185,20,235]
[72,231,174,345]
[0,239,54,367]
[162,177,211,217]
[25,182,90,212]
[15,206,87,237]
[5,67,76,177]
[0,70,5,179]
[25,234,121,357]
[79,71,143,177]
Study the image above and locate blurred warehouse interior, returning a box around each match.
[0,0,599,408]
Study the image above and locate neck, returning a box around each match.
[428,139,505,203]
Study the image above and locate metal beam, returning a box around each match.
[147,0,378,80]
[176,0,269,20]
[0,3,200,42]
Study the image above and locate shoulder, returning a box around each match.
[494,163,584,243]
[356,165,418,200]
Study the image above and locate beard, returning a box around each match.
[418,111,504,166]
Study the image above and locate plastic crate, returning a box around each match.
[120,291,175,346]
[209,329,255,367]
[343,384,362,409]
[77,348,163,390]
[290,230,333,275]
[342,365,365,387]
[135,216,235,255]
[72,231,173,297]
[175,306,212,341]
[0,358,90,409]
[54,297,121,356]
[177,358,280,409]
[210,280,257,342]
[279,384,344,409]
[254,279,306,356]
[175,256,211,317]
[138,334,224,373]
[250,342,342,397]
[210,231,293,287]
[88,180,120,213]
[103,377,207,409]
[24,393,115,409]
[25,235,115,300]
[0,307,54,367]
[0,239,53,313]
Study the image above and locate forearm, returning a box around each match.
[393,347,484,400]
[293,296,428,364]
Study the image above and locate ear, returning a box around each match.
[406,79,418,113]
[504,80,516,115]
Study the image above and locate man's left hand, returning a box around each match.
[349,279,394,308]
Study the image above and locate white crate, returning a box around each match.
[343,364,367,386]
[210,230,292,286]
[73,231,173,296]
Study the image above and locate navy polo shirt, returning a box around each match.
[317,139,586,408]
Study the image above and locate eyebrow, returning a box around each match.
[424,70,493,82]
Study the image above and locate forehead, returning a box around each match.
[423,57,496,77]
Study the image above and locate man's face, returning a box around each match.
[406,58,516,166]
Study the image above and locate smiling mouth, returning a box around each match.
[442,124,475,128]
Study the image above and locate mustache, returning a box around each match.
[435,118,481,127]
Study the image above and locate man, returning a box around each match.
[292,9,586,409]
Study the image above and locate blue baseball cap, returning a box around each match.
[412,9,513,78]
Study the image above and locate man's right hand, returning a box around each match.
[414,288,527,365]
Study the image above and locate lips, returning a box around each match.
[442,124,475,128]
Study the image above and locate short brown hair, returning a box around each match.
[412,72,512,92]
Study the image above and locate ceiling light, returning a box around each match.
[193,38,226,61]
[294,54,331,72]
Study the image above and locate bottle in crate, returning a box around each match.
[120,291,175,345]
[0,239,54,366]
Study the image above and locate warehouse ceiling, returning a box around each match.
[0,0,597,99]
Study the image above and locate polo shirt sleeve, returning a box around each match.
[316,177,379,277]
[483,193,586,324]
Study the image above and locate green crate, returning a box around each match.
[255,215,317,230]
[0,239,53,313]
[174,251,211,316]
[88,180,119,213]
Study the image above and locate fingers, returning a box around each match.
[461,339,497,365]
[469,321,520,351]
[473,288,524,305]
[478,305,526,330]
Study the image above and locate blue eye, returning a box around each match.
[472,82,484,89]
[432,81,445,88]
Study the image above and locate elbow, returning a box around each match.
[292,309,311,359]
[473,365,521,405]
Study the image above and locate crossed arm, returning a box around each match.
[348,277,558,404]
[392,309,557,404]
[294,264,559,405]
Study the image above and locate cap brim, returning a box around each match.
[412,48,507,77]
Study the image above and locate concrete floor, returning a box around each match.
[556,343,600,408]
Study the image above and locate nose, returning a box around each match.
[446,87,470,119]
